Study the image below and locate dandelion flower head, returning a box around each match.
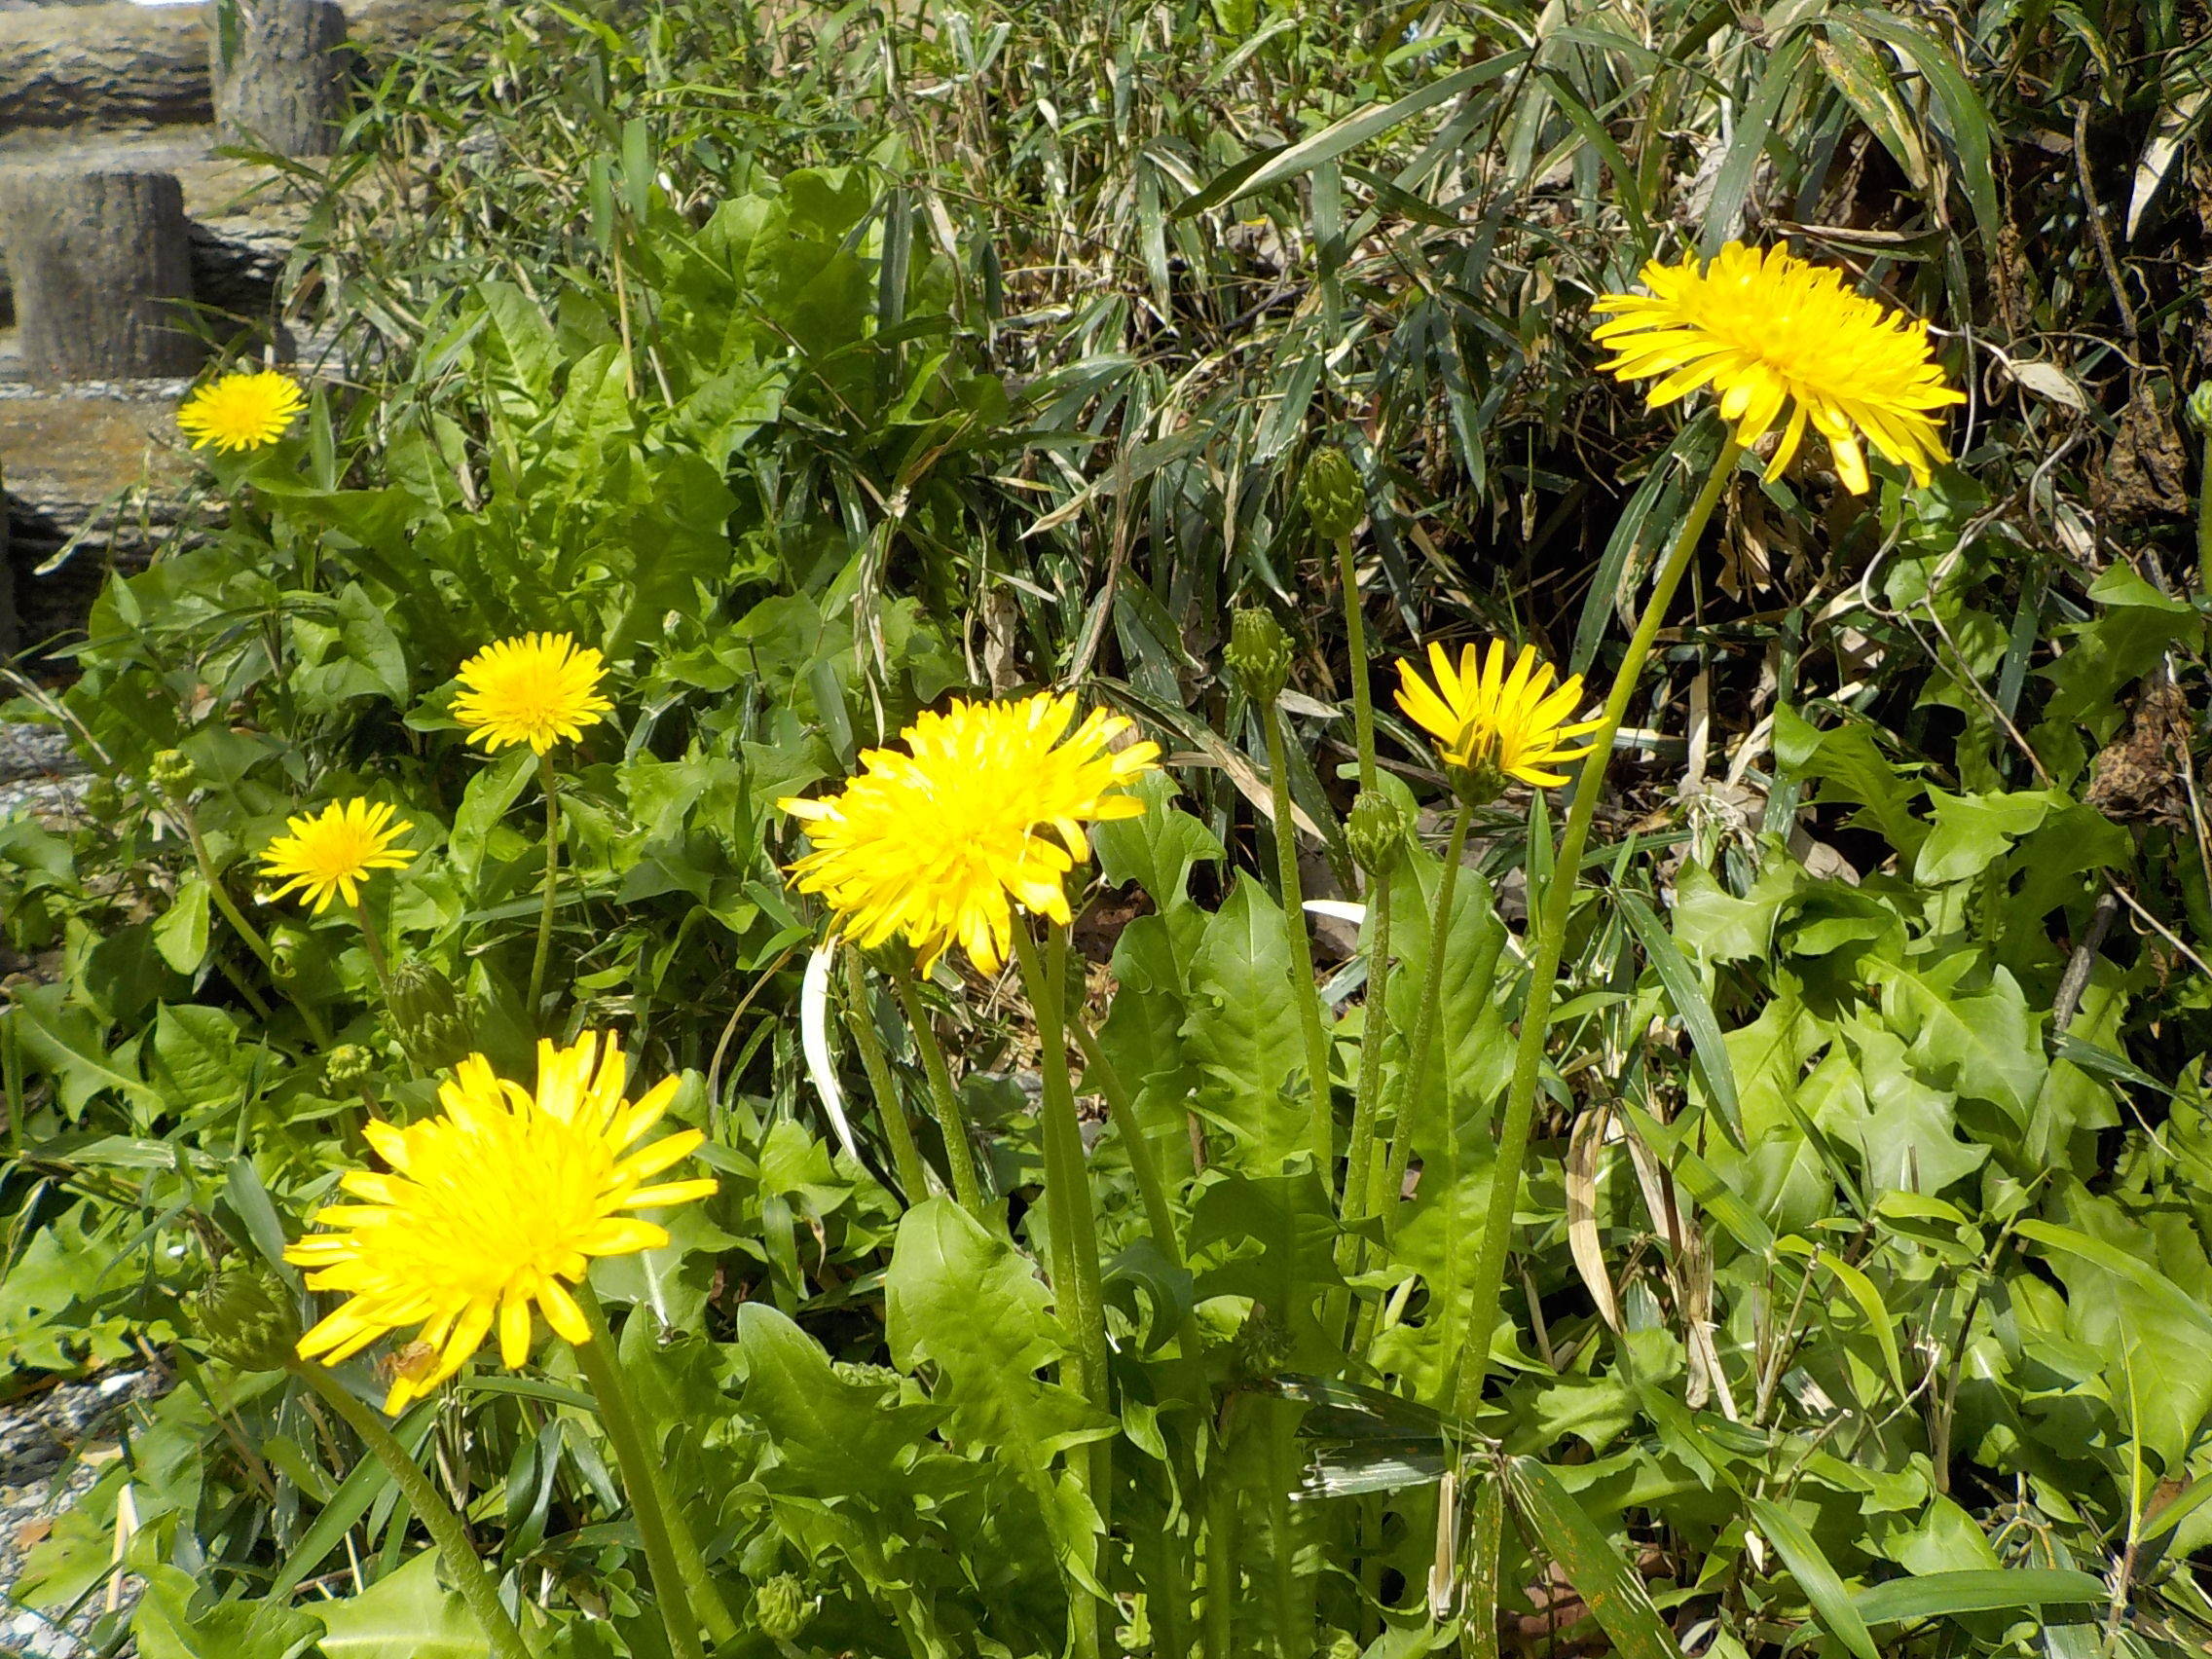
[260,798,416,914]
[177,369,306,454]
[286,1031,718,1413]
[1590,241,1965,494]
[778,691,1161,973]
[453,633,612,755]
[1395,641,1601,789]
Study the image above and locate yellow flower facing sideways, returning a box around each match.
[1395,641,1602,790]
[260,798,417,914]
[778,691,1161,973]
[286,1031,719,1413]
[453,633,613,756]
[1591,240,1965,495]
[176,368,307,454]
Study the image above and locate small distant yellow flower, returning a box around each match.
[261,798,416,914]
[453,633,612,756]
[778,691,1161,974]
[1590,241,1965,495]
[1395,641,1602,789]
[286,1031,719,1414]
[176,368,306,454]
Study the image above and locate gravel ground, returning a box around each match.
[0,1369,167,1659]
[0,724,91,826]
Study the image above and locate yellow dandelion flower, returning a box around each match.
[176,368,306,454]
[260,798,417,914]
[1590,241,1966,495]
[1394,641,1603,789]
[777,691,1161,974]
[452,633,612,756]
[285,1030,719,1414]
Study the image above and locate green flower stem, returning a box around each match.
[172,799,330,1048]
[1063,1011,1185,1270]
[1451,437,1742,1426]
[1331,864,1395,1339]
[843,947,934,1204]
[572,1287,736,1653]
[1008,924,1112,1403]
[1258,690,1337,1180]
[1009,921,1113,1659]
[1373,796,1476,1250]
[890,970,985,1214]
[350,896,400,1012]
[527,756,561,1024]
[1333,534,1379,793]
[285,1360,535,1659]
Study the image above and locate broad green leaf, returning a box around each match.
[1912,788,2054,885]
[1775,706,1927,857]
[135,1564,323,1659]
[153,877,211,976]
[1093,770,1224,909]
[1874,957,2044,1123]
[313,1550,484,1659]
[146,1005,247,1112]
[1503,1458,1683,1659]
[1188,1167,1342,1364]
[1748,1496,1880,1659]
[448,748,535,883]
[1182,873,1306,1169]
[736,1302,937,1498]
[884,1198,1115,1473]
[1670,853,1799,966]
[1850,1567,2107,1624]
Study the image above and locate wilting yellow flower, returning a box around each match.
[1590,241,1965,495]
[1395,642,1601,789]
[778,691,1160,973]
[286,1031,718,1413]
[453,633,612,755]
[176,369,306,454]
[261,798,417,914]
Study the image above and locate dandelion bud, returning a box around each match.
[388,959,473,1071]
[1225,608,1293,706]
[191,1268,299,1372]
[324,1044,374,1087]
[754,1574,812,1642]
[1301,446,1365,540]
[1230,1302,1293,1382]
[1320,1631,1362,1659]
[268,926,306,981]
[1345,791,1407,877]
[2189,384,2212,435]
[148,749,198,795]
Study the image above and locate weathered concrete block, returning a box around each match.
[210,0,350,157]
[0,166,203,381]
[0,4,211,133]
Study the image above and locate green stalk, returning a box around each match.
[527,756,561,1023]
[286,1361,535,1659]
[1064,1012,1186,1270]
[843,947,934,1204]
[571,1288,736,1653]
[1258,692,1337,1177]
[2198,421,2212,602]
[1451,438,1741,1426]
[890,971,985,1214]
[1008,925,1112,1399]
[1008,922,1111,1659]
[1373,796,1477,1248]
[1331,866,1394,1340]
[350,896,400,1012]
[1334,534,1379,793]
[173,800,331,1048]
